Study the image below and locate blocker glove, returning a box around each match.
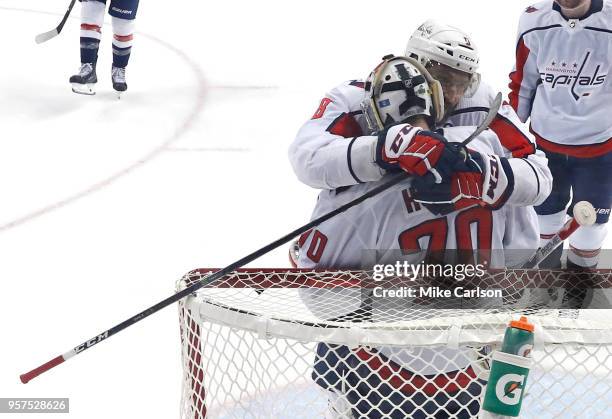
[376,124,465,184]
[412,152,515,215]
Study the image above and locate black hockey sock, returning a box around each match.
[80,37,100,65]
[561,259,596,309]
[112,34,133,68]
[79,23,101,65]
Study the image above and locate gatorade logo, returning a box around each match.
[495,373,525,405]
[517,344,533,358]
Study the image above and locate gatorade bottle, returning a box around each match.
[501,316,534,357]
[482,316,534,417]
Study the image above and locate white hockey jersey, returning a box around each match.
[297,128,541,376]
[509,0,612,157]
[289,78,550,201]
[297,127,540,272]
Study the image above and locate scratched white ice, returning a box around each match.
[0,1,610,418]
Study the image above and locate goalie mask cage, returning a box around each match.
[177,269,612,419]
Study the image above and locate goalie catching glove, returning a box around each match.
[412,152,515,215]
[376,124,466,184]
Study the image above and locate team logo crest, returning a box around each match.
[417,23,434,36]
[540,50,608,101]
[525,5,538,13]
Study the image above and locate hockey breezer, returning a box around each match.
[19,104,502,384]
[35,0,77,44]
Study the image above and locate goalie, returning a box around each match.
[294,55,552,418]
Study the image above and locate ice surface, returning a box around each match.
[0,1,609,418]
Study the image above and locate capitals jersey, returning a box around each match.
[297,127,541,378]
[296,126,541,273]
[509,0,612,157]
[289,78,550,199]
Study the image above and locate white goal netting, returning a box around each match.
[177,269,612,419]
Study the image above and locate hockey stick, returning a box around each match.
[523,201,596,268]
[461,92,502,146]
[35,0,77,44]
[19,172,410,383]
[20,97,502,384]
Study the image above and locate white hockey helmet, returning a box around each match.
[406,20,481,97]
[361,55,444,133]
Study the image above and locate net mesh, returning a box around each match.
[177,269,612,418]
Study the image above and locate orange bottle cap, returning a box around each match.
[510,316,534,332]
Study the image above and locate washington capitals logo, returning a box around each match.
[539,50,607,101]
[525,5,538,13]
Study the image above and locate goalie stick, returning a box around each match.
[35,0,77,44]
[523,201,596,268]
[20,96,502,384]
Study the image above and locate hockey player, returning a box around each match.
[296,56,551,418]
[69,0,139,95]
[509,0,612,272]
[289,20,546,192]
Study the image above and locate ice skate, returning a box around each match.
[69,63,97,95]
[111,66,127,98]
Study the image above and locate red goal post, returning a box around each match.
[177,268,612,418]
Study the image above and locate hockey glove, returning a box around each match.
[412,152,514,215]
[376,124,465,183]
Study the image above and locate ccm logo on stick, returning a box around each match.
[74,332,109,354]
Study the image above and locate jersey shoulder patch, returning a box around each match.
[348,80,365,89]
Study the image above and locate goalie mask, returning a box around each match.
[406,20,481,98]
[361,55,444,134]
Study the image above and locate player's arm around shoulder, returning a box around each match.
[448,81,551,207]
[483,126,552,206]
[288,81,384,190]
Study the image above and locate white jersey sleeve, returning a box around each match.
[290,78,551,204]
[288,81,384,190]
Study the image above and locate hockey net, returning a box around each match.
[177,269,612,418]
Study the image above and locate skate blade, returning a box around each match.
[71,83,96,95]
